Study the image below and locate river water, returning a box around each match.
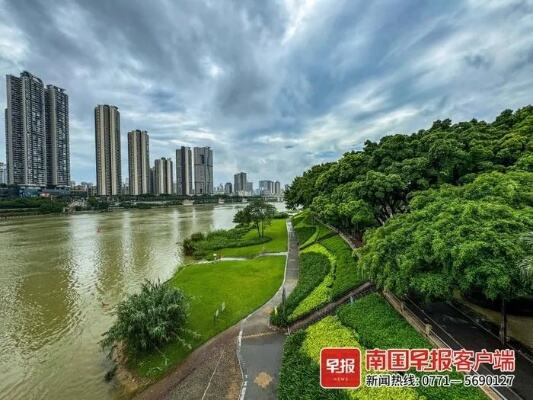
[0,203,276,400]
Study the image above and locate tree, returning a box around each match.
[101,280,193,355]
[233,199,277,237]
[519,232,533,290]
[358,171,533,344]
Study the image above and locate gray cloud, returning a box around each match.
[0,0,532,186]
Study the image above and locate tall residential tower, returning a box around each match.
[154,157,173,195]
[176,146,193,195]
[193,146,213,195]
[45,85,70,187]
[95,105,121,196]
[128,130,150,195]
[5,71,47,186]
[234,172,247,195]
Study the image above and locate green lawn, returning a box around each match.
[218,218,288,257]
[132,256,285,378]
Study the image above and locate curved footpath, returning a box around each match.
[133,220,298,400]
[238,220,299,400]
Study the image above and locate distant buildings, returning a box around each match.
[0,162,6,185]
[193,146,213,195]
[258,179,281,195]
[154,157,174,195]
[246,181,253,195]
[234,172,247,195]
[5,71,70,187]
[259,180,274,195]
[176,146,193,195]
[95,105,122,196]
[224,182,232,194]
[274,180,281,195]
[128,130,150,195]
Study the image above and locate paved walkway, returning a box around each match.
[407,299,533,400]
[238,220,299,400]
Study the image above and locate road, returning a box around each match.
[407,299,533,400]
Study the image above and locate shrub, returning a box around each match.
[338,294,487,399]
[183,227,270,258]
[295,226,316,245]
[278,330,347,400]
[272,251,330,326]
[274,211,289,219]
[321,235,363,298]
[279,316,420,400]
[101,280,193,355]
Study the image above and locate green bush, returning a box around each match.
[279,316,420,400]
[321,235,363,298]
[272,251,330,326]
[278,330,347,400]
[183,227,270,258]
[101,281,193,355]
[295,226,316,245]
[338,294,486,400]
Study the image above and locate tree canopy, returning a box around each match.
[233,199,277,237]
[286,106,533,343]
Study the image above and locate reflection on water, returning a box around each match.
[0,203,264,400]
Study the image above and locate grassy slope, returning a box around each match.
[133,256,285,378]
[218,218,288,257]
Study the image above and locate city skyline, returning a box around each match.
[1,1,532,187]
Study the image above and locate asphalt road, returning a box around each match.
[407,299,533,400]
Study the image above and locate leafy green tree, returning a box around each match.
[358,171,533,344]
[233,199,277,237]
[102,280,193,355]
[519,232,533,290]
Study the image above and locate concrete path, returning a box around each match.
[238,220,299,400]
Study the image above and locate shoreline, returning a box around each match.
[115,218,289,399]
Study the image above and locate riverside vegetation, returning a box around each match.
[285,106,533,343]
[277,106,532,399]
[102,200,288,382]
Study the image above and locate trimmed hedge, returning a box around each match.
[321,235,363,298]
[289,244,336,320]
[279,316,420,400]
[337,294,487,400]
[295,226,316,246]
[278,330,347,400]
[271,251,330,326]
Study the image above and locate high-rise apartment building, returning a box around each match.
[274,181,281,195]
[234,172,247,195]
[193,146,213,195]
[154,157,173,195]
[128,130,150,195]
[259,180,275,195]
[0,162,6,185]
[246,181,253,195]
[5,71,47,186]
[176,146,193,196]
[95,105,121,196]
[45,85,69,187]
[224,182,232,194]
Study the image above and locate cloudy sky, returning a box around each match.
[0,0,532,186]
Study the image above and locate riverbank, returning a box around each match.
[0,204,286,400]
[121,217,289,397]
